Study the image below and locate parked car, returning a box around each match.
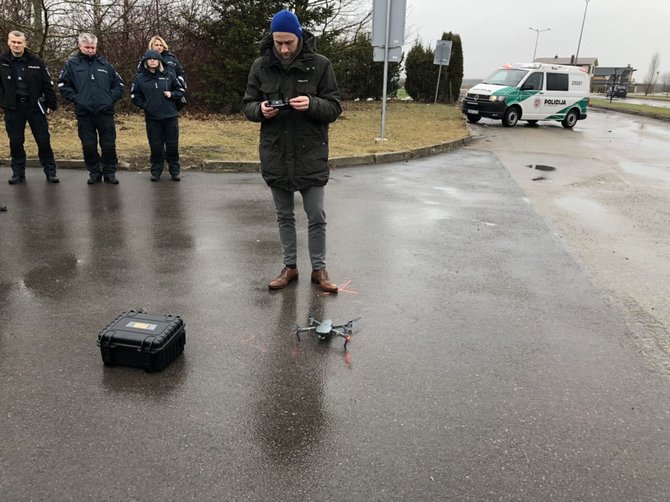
[606,85,628,98]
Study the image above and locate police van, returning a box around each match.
[461,63,590,128]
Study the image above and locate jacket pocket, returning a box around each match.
[260,83,281,102]
[259,134,284,172]
[297,134,328,175]
[296,81,318,96]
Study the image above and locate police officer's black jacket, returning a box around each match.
[243,30,342,191]
[131,57,184,120]
[0,49,57,111]
[160,52,186,87]
[58,52,124,116]
[135,51,186,87]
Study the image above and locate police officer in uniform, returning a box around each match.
[0,30,59,184]
[130,49,185,181]
[58,33,124,184]
[145,36,186,88]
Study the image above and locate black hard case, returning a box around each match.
[97,310,186,372]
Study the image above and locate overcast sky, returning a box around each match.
[402,0,670,81]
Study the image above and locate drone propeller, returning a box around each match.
[308,313,322,326]
[342,316,362,334]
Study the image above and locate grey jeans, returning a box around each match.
[271,186,327,270]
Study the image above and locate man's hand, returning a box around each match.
[289,95,310,112]
[261,101,280,119]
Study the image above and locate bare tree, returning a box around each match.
[644,52,660,95]
[3,0,372,112]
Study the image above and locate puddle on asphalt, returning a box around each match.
[554,197,619,232]
[526,164,556,172]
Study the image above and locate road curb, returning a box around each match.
[589,105,670,122]
[0,135,472,172]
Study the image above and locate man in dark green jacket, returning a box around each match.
[243,9,342,293]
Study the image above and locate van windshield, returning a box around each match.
[482,69,529,87]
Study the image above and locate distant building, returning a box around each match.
[534,56,599,76]
[592,65,637,93]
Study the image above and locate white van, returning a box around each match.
[461,63,590,128]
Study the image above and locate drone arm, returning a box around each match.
[333,317,360,332]
[332,329,352,349]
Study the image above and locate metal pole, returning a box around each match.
[529,27,550,61]
[434,64,443,104]
[575,0,591,63]
[379,0,392,141]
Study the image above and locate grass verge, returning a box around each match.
[621,94,670,102]
[1,101,468,169]
[590,98,670,120]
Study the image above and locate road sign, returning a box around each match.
[373,46,403,63]
[372,0,407,48]
[434,40,452,66]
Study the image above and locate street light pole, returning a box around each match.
[529,27,550,61]
[575,0,591,64]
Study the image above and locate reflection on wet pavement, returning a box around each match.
[619,160,670,185]
[23,254,80,298]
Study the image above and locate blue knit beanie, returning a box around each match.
[270,10,302,38]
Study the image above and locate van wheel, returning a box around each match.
[562,109,579,129]
[502,107,520,127]
[466,114,481,123]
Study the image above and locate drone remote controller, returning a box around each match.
[268,99,290,109]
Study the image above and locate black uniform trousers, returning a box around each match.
[76,114,118,177]
[3,99,57,177]
[146,117,180,176]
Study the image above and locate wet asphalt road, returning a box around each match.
[1,159,669,501]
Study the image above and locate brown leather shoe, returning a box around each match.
[268,266,299,290]
[311,269,338,293]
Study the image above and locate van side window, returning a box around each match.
[547,73,569,91]
[524,72,543,90]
